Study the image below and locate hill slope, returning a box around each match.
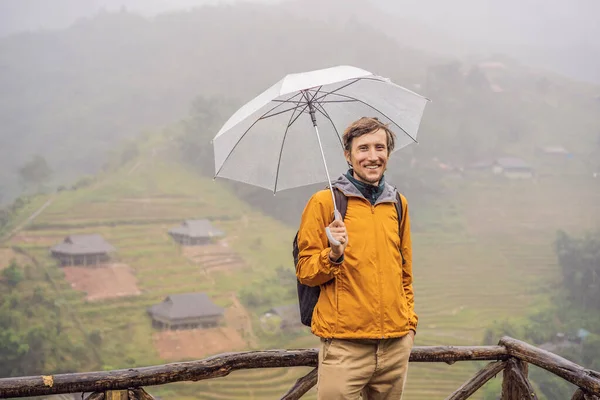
[3,130,599,398]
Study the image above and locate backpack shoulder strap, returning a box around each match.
[394,190,405,264]
[333,187,349,221]
[394,191,403,228]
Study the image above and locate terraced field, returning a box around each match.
[5,157,599,399]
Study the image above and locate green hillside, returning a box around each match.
[2,129,598,399]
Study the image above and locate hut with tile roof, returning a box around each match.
[168,219,224,246]
[50,234,116,266]
[147,293,224,330]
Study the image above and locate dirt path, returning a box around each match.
[1,195,55,243]
[228,292,258,348]
[127,160,142,175]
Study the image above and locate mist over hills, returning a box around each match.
[1,0,599,205]
[0,0,438,202]
[2,0,599,83]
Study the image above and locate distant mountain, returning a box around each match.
[1,0,599,206]
[2,0,598,83]
[0,0,235,37]
[370,0,600,84]
[0,0,437,202]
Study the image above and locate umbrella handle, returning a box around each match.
[325,209,343,247]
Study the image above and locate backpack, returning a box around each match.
[292,187,404,327]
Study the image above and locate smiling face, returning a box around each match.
[345,128,389,186]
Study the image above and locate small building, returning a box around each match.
[492,157,534,179]
[50,234,116,266]
[264,304,303,332]
[537,146,571,157]
[147,293,225,330]
[168,219,224,246]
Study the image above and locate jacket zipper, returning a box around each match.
[372,204,385,339]
[345,190,396,339]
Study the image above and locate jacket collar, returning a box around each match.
[331,172,398,205]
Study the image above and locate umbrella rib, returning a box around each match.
[308,79,360,103]
[214,93,304,178]
[271,99,306,104]
[303,86,323,104]
[260,103,305,120]
[273,87,321,192]
[288,87,322,127]
[259,92,306,120]
[262,97,355,117]
[315,90,418,144]
[312,101,345,153]
[286,87,320,123]
[315,99,358,104]
[271,99,356,104]
[287,102,310,128]
[264,80,360,118]
[273,100,305,193]
[309,76,424,104]
[272,98,355,105]
[262,91,304,117]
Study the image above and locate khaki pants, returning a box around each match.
[317,335,413,400]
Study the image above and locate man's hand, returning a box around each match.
[328,219,348,260]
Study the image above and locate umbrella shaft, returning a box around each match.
[312,123,338,216]
[308,102,317,127]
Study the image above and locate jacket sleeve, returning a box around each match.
[296,192,341,287]
[400,195,418,332]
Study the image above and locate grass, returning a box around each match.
[4,152,600,399]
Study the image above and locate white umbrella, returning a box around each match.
[213,65,429,244]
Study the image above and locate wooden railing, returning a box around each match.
[0,337,599,399]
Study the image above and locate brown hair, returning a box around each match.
[342,117,396,154]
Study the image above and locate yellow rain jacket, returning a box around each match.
[296,174,417,339]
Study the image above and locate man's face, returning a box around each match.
[345,128,389,185]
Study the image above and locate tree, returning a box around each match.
[0,328,29,377]
[0,283,95,376]
[177,96,237,174]
[1,259,24,287]
[18,155,52,190]
[555,230,600,311]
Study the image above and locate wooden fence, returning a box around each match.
[0,337,599,399]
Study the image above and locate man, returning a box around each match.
[296,117,417,399]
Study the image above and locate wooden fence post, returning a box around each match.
[502,358,537,399]
[445,361,506,400]
[104,390,128,400]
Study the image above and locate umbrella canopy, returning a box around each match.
[213,65,429,193]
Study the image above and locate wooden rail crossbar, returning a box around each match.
[0,337,598,400]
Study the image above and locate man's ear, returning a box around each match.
[344,150,351,165]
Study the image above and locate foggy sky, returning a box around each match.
[375,0,600,83]
[0,0,281,35]
[1,0,599,83]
